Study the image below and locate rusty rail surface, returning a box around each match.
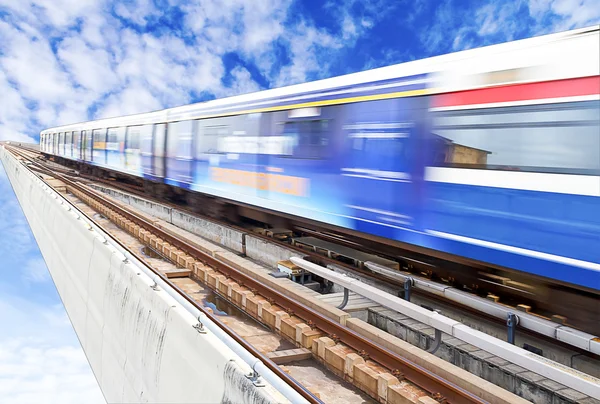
[7,144,487,404]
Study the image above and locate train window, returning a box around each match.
[107,129,117,143]
[165,120,194,159]
[196,117,230,156]
[65,132,72,157]
[126,126,141,150]
[92,129,106,163]
[73,131,80,158]
[126,125,152,150]
[431,101,600,174]
[154,124,166,157]
[58,132,64,155]
[93,129,106,146]
[83,130,92,160]
[153,123,166,176]
[214,113,283,155]
[140,125,154,155]
[106,127,125,150]
[278,119,331,159]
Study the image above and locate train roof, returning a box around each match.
[42,25,599,134]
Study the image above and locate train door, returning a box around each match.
[192,117,230,190]
[224,114,263,198]
[58,132,63,156]
[153,124,166,178]
[140,125,154,177]
[125,126,145,176]
[341,98,418,237]
[73,131,81,160]
[82,130,91,161]
[166,120,194,185]
[65,131,72,158]
[261,108,339,218]
[106,127,124,169]
[92,129,107,165]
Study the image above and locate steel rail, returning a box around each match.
[8,145,487,404]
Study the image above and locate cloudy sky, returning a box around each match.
[0,0,598,402]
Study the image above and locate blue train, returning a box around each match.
[41,26,600,292]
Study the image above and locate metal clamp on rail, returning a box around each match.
[246,370,266,387]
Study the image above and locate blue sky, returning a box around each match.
[0,0,598,402]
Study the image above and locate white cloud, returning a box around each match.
[34,0,99,28]
[0,0,396,141]
[0,169,35,260]
[420,0,600,54]
[226,66,262,96]
[528,0,600,32]
[0,295,105,404]
[0,70,35,143]
[114,0,159,26]
[0,166,104,403]
[57,37,118,94]
[23,257,50,283]
[97,83,164,119]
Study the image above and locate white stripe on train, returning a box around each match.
[425,229,600,273]
[425,167,600,197]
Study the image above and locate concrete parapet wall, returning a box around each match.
[367,308,596,404]
[1,149,287,404]
[171,210,245,254]
[86,185,305,270]
[245,235,303,269]
[87,184,246,254]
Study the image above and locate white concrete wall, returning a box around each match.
[88,184,247,254]
[1,148,292,404]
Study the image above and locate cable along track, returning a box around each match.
[7,144,487,404]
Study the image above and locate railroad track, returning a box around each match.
[16,144,600,357]
[7,144,490,403]
[62,170,600,345]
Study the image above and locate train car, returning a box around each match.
[40,26,600,292]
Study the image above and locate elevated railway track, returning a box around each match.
[5,143,502,404]
[21,141,600,346]
[5,142,600,403]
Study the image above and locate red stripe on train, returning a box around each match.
[432,76,600,108]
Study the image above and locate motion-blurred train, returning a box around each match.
[41,26,600,293]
